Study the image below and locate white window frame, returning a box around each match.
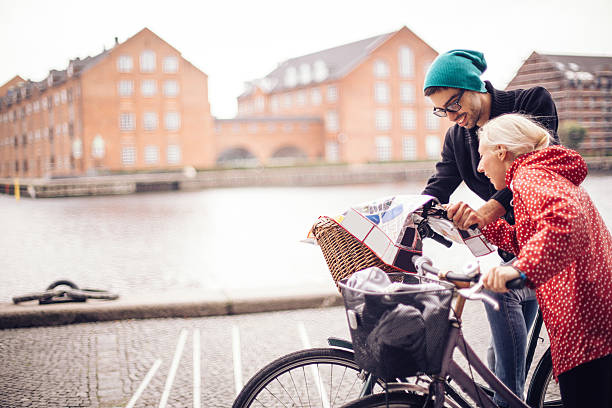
[121,146,136,165]
[426,135,442,159]
[143,112,158,131]
[426,112,440,130]
[325,111,339,132]
[401,109,416,130]
[144,145,160,164]
[325,141,339,162]
[118,80,134,97]
[399,46,415,78]
[375,109,392,131]
[270,96,279,113]
[403,136,417,160]
[167,144,181,164]
[164,112,180,131]
[400,83,415,104]
[282,93,292,108]
[375,136,392,161]
[162,56,179,73]
[163,80,179,97]
[119,113,135,131]
[296,91,306,106]
[311,88,322,106]
[117,55,133,73]
[326,85,338,103]
[374,82,390,104]
[141,80,157,97]
[140,50,156,73]
[373,59,390,78]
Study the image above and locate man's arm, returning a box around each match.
[447,199,505,229]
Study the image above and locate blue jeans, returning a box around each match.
[483,286,538,407]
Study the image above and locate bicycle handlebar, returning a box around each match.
[412,255,525,290]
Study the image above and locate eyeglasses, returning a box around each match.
[432,89,465,117]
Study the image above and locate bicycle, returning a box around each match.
[232,197,559,408]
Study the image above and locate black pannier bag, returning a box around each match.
[339,271,454,380]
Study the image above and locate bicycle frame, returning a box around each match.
[434,321,530,408]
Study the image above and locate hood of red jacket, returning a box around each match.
[506,145,587,187]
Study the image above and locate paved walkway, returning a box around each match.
[0,293,555,408]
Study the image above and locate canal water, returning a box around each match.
[2,176,612,303]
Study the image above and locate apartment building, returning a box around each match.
[0,28,214,178]
[506,52,612,154]
[220,26,448,165]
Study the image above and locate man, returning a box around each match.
[421,49,559,407]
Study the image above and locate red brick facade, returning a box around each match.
[506,52,612,154]
[223,26,449,165]
[0,28,214,178]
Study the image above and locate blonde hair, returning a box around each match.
[478,114,551,156]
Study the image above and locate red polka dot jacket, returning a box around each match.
[481,145,612,377]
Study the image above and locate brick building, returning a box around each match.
[0,28,215,178]
[506,52,612,154]
[218,26,448,165]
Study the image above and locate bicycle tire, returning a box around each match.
[526,348,563,408]
[340,391,427,407]
[232,347,387,408]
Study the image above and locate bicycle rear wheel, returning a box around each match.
[526,348,563,408]
[232,347,386,408]
[340,391,427,407]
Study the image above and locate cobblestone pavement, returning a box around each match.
[0,301,551,407]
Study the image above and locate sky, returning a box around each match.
[1,0,611,119]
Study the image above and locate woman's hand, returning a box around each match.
[482,266,520,293]
[446,201,485,230]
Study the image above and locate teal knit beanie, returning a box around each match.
[423,49,487,93]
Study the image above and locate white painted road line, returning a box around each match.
[159,328,188,408]
[193,329,201,408]
[125,359,162,408]
[232,325,243,395]
[298,322,331,408]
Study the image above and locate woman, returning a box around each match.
[447,113,612,408]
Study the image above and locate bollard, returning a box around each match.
[14,178,20,201]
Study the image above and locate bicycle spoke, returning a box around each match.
[288,370,305,407]
[331,366,348,407]
[302,366,312,408]
[261,386,290,407]
[273,377,299,407]
[341,375,361,405]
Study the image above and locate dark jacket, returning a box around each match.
[422,81,559,210]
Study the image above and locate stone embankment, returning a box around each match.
[2,156,611,198]
[0,161,437,198]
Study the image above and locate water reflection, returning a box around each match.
[1,176,611,302]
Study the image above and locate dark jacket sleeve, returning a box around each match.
[492,87,559,211]
[516,86,559,142]
[421,128,463,204]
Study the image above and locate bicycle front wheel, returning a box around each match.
[526,348,563,408]
[232,347,386,408]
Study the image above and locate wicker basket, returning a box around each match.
[312,216,399,285]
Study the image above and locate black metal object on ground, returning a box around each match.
[12,280,119,304]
